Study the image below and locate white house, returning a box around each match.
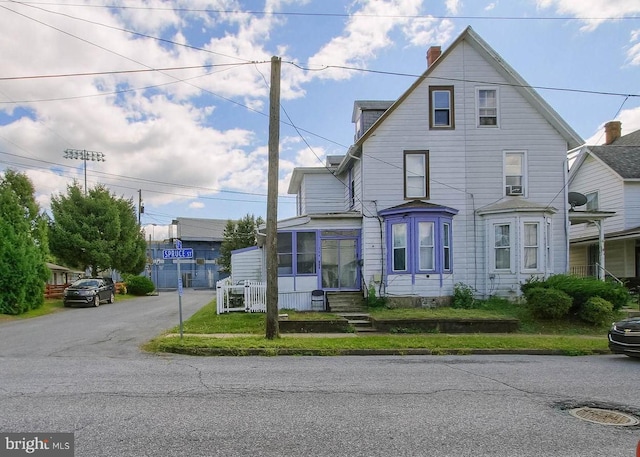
[231,26,583,309]
[568,121,640,282]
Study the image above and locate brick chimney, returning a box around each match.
[604,121,621,145]
[427,46,441,67]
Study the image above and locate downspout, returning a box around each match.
[563,157,570,274]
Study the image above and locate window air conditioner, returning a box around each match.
[506,185,524,196]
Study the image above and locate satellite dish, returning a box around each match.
[568,191,587,209]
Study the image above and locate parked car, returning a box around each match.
[63,277,115,308]
[608,317,640,358]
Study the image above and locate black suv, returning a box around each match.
[63,277,115,308]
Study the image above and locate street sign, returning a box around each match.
[162,248,194,260]
[175,239,182,249]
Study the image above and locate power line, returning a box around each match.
[4,2,640,21]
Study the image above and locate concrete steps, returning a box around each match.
[336,312,375,333]
[326,291,367,313]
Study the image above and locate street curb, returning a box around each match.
[159,347,612,357]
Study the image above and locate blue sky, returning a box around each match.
[0,0,639,240]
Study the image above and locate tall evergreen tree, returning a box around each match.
[0,171,49,315]
[49,183,146,276]
[218,214,264,272]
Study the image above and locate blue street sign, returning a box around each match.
[162,248,194,260]
[175,239,182,249]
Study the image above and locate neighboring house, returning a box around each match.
[46,262,83,285]
[568,121,640,282]
[147,217,229,289]
[232,26,582,307]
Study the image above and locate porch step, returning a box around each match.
[336,313,375,333]
[326,291,367,313]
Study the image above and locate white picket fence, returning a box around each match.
[216,278,266,314]
[216,278,316,314]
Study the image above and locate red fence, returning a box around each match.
[45,282,126,299]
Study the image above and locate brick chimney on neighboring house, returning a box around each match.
[604,120,622,145]
[427,46,441,67]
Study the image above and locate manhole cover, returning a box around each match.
[569,407,639,426]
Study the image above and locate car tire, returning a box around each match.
[108,292,115,304]
[63,302,70,308]
[93,295,100,307]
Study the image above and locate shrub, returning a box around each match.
[452,283,475,309]
[125,275,155,296]
[366,283,386,308]
[520,274,630,312]
[524,287,572,320]
[579,296,614,326]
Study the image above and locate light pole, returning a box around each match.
[63,149,106,195]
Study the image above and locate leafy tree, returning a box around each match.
[0,171,49,314]
[218,214,264,272]
[49,183,147,277]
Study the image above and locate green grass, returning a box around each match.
[145,297,615,356]
[145,333,608,356]
[0,299,66,321]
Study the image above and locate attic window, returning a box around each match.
[585,192,598,211]
[429,86,454,129]
[477,88,498,127]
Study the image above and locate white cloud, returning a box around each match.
[403,18,455,47]
[627,29,640,65]
[536,0,640,31]
[485,2,497,11]
[584,106,640,145]
[445,0,462,14]
[189,201,205,209]
[304,0,425,80]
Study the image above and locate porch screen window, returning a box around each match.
[429,86,454,129]
[494,224,511,270]
[277,232,293,274]
[523,223,538,269]
[404,151,429,199]
[392,224,407,271]
[478,88,498,126]
[296,232,316,274]
[418,222,435,270]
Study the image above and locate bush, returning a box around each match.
[452,283,475,309]
[521,274,630,312]
[579,296,614,326]
[366,284,386,308]
[524,287,572,320]
[125,275,155,296]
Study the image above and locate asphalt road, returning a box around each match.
[1,291,639,457]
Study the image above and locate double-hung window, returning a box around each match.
[504,151,526,196]
[404,150,429,199]
[494,224,511,270]
[418,222,435,270]
[429,86,454,129]
[523,222,539,270]
[585,191,598,211]
[277,232,293,274]
[477,88,498,127]
[392,224,407,272]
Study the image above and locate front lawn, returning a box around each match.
[147,298,614,356]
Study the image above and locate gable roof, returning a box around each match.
[611,128,640,146]
[586,146,640,179]
[569,128,640,181]
[338,26,583,174]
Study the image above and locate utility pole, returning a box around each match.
[265,56,281,340]
[138,189,144,225]
[63,149,106,195]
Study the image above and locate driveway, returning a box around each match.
[0,289,214,358]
